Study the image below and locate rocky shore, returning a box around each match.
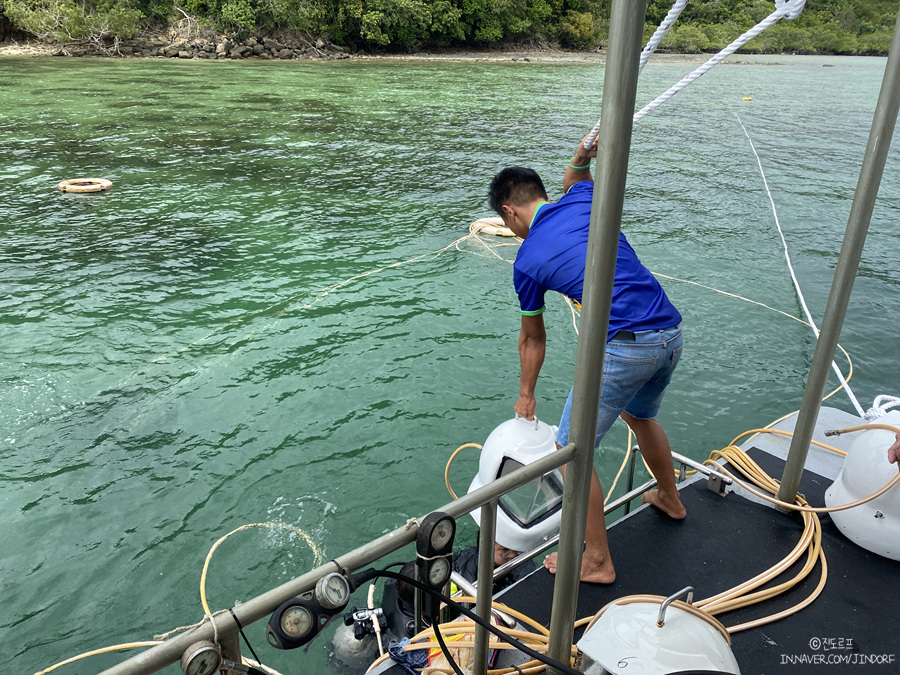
[0,33,359,59]
[0,31,617,62]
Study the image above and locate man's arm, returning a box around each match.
[515,313,546,420]
[562,135,599,194]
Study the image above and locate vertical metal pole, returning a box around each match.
[473,500,498,675]
[624,446,640,515]
[777,6,900,504]
[414,585,423,636]
[545,1,648,671]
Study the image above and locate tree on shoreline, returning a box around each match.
[0,0,896,55]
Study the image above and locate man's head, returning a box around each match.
[488,167,548,238]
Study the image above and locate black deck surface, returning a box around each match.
[497,449,900,674]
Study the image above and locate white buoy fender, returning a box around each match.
[825,409,900,560]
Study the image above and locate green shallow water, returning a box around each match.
[2,54,899,673]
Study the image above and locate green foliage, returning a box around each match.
[698,22,740,50]
[1,0,896,54]
[461,0,553,43]
[1,0,142,40]
[661,23,709,52]
[857,28,892,54]
[430,0,465,42]
[180,0,320,33]
[558,9,596,46]
[327,0,460,47]
[359,0,432,46]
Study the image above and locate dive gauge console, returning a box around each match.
[266,571,352,649]
[416,511,456,621]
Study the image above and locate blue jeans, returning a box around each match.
[556,325,683,448]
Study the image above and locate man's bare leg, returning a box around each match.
[543,460,616,583]
[621,411,686,519]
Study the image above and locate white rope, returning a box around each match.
[584,0,807,149]
[584,0,691,149]
[638,0,690,73]
[734,113,866,418]
[633,0,806,122]
[865,395,900,420]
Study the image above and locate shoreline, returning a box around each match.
[0,39,612,63]
[0,39,879,65]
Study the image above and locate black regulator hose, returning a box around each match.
[354,567,582,675]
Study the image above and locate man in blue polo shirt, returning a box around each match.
[487,136,686,584]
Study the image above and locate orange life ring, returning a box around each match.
[58,178,113,193]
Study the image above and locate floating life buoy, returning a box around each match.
[57,178,113,193]
[470,216,516,238]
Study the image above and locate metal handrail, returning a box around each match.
[671,451,733,485]
[99,426,733,674]
[100,443,578,675]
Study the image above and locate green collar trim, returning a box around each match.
[530,201,549,228]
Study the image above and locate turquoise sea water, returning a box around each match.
[2,53,899,674]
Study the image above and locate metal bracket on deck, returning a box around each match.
[707,472,729,496]
[669,451,732,496]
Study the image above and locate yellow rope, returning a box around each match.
[729,427,847,456]
[37,522,322,674]
[604,427,634,505]
[32,643,162,675]
[200,522,325,616]
[709,448,900,514]
[445,443,483,500]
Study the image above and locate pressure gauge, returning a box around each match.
[430,518,455,550]
[315,572,351,611]
[180,640,222,675]
[267,595,321,650]
[281,604,314,638]
[428,556,451,586]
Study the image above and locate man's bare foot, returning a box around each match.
[641,489,687,519]
[543,551,616,584]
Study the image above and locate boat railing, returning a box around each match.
[99,436,732,675]
[101,441,583,675]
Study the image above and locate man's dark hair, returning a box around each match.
[488,167,548,214]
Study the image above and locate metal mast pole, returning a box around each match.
[777,6,900,504]
[545,1,647,671]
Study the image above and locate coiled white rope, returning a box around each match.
[733,113,866,417]
[583,0,808,149]
[866,395,900,420]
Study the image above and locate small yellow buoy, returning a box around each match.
[742,97,752,101]
[57,178,113,193]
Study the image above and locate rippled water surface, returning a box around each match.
[2,54,899,674]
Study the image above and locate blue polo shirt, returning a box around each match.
[513,180,681,341]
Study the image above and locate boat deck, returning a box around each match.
[495,407,900,674]
[498,448,899,673]
[369,408,899,674]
